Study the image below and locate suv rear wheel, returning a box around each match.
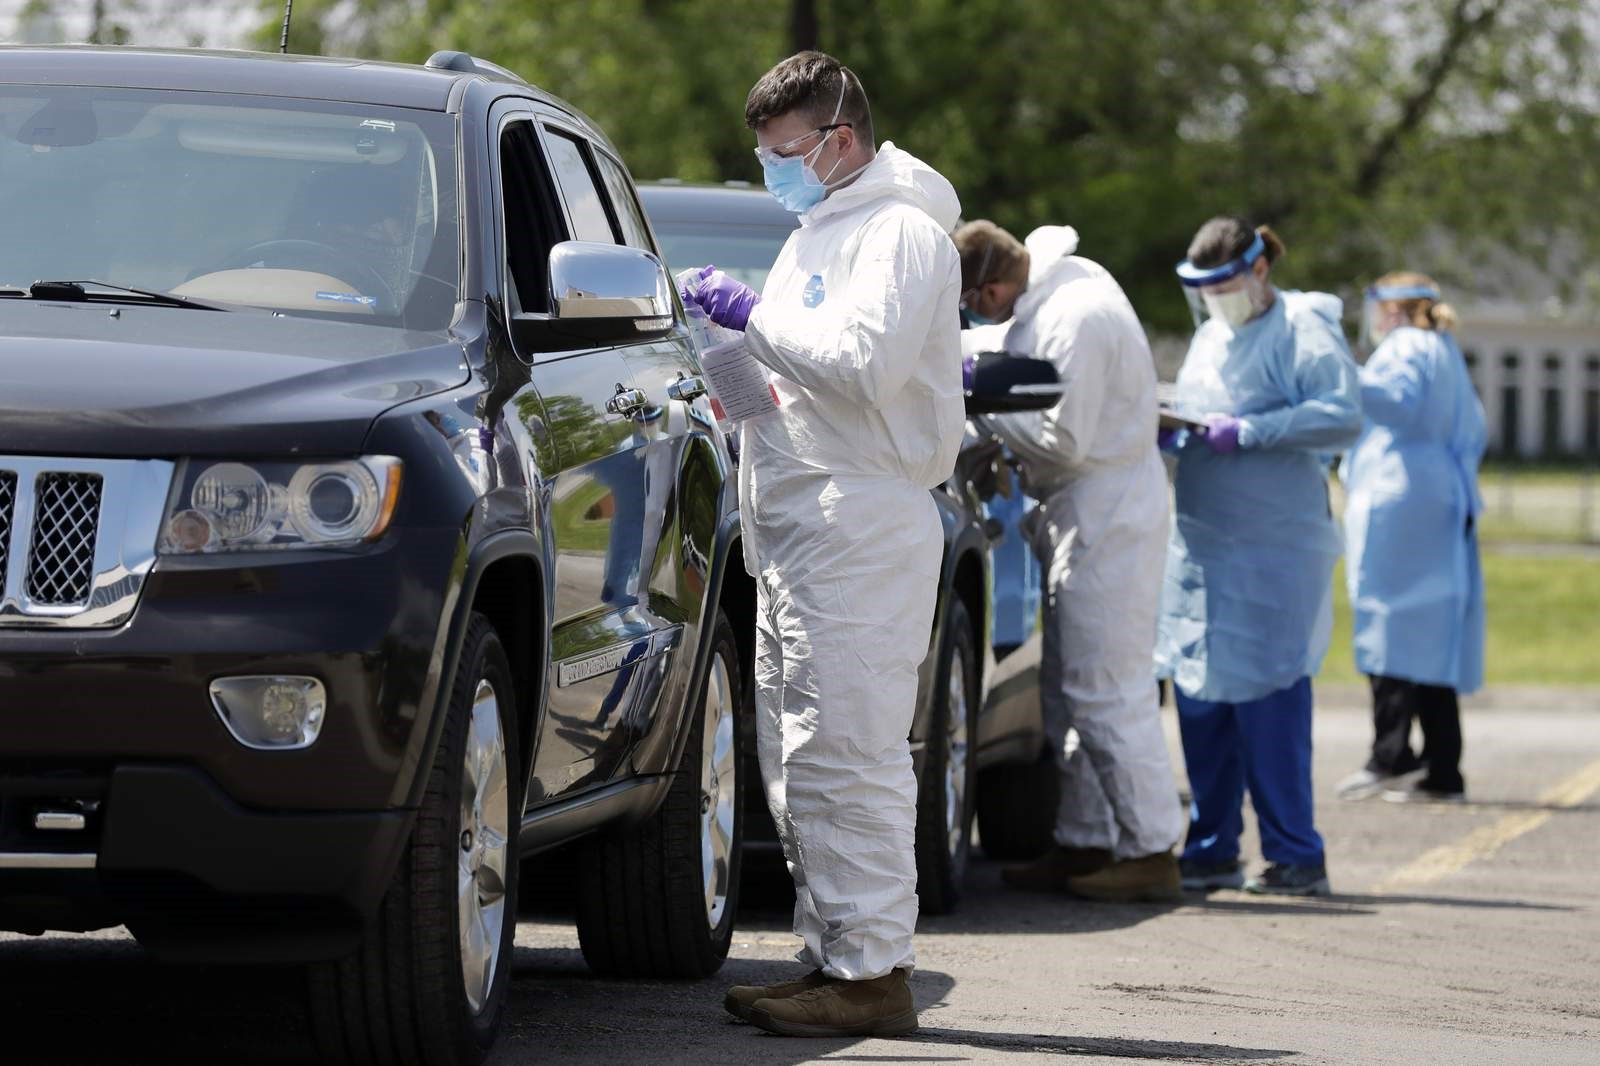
[976,744,1060,862]
[574,607,744,977]
[915,598,978,915]
[306,613,520,1066]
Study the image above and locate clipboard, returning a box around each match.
[1158,407,1207,433]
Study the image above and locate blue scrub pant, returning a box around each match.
[1176,676,1326,868]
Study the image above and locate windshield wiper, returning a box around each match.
[16,279,230,311]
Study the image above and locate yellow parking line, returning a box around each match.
[1375,756,1600,893]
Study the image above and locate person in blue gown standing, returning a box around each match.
[1335,274,1486,804]
[1156,217,1363,896]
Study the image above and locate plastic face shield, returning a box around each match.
[1175,232,1265,327]
[1361,282,1441,350]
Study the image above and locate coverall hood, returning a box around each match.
[1011,226,1082,322]
[804,141,962,232]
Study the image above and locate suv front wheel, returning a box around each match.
[575,608,744,977]
[307,613,520,1066]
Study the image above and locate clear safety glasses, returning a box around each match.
[1361,282,1441,350]
[752,122,852,166]
[1175,232,1266,327]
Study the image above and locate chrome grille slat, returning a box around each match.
[0,456,173,629]
[0,471,15,582]
[25,473,105,606]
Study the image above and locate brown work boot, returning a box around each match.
[1065,851,1183,903]
[1001,846,1114,892]
[724,968,828,1021]
[748,969,918,1037]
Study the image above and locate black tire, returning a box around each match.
[306,613,521,1066]
[915,598,979,915]
[574,608,744,978]
[975,744,1060,862]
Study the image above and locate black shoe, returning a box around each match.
[1383,779,1465,804]
[1179,858,1245,892]
[1244,863,1330,896]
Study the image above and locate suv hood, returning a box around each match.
[0,303,469,457]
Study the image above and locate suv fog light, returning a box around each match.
[209,676,327,750]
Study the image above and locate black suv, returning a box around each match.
[640,182,1062,913]
[0,47,753,1065]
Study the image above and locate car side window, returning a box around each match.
[543,130,617,245]
[594,153,655,252]
[499,119,564,315]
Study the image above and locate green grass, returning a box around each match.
[1332,470,1600,546]
[1320,551,1600,686]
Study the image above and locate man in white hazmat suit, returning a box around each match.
[955,220,1185,902]
[682,51,964,1038]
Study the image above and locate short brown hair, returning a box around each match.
[953,220,1030,293]
[745,50,874,147]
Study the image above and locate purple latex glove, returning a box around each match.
[1202,414,1243,455]
[687,264,760,331]
[1157,427,1180,451]
[962,354,977,390]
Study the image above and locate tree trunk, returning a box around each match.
[789,0,819,55]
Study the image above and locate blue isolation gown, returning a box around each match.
[1339,326,1487,692]
[1156,290,1364,703]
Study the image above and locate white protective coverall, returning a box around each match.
[980,227,1185,860]
[739,143,964,979]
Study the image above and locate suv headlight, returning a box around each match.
[160,457,402,554]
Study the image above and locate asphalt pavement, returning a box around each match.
[3,699,1596,1066]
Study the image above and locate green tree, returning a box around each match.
[254,0,1600,331]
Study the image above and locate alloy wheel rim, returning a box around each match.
[458,678,509,1015]
[700,652,737,929]
[945,655,970,860]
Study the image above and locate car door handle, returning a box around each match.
[667,375,707,402]
[606,386,650,418]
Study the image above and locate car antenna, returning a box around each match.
[278,0,293,54]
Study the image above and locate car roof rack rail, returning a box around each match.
[424,50,526,84]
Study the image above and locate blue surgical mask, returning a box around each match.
[962,306,996,328]
[762,140,833,214]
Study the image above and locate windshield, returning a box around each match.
[652,221,793,292]
[0,87,459,329]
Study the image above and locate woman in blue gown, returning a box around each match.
[1336,274,1486,804]
[1157,216,1363,896]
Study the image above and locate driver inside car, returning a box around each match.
[280,163,416,304]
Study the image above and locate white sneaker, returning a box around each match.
[1335,768,1388,801]
[1336,766,1424,801]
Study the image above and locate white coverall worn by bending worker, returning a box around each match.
[980,226,1185,860]
[740,142,964,980]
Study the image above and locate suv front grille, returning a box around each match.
[0,457,172,628]
[25,473,105,606]
[0,472,15,582]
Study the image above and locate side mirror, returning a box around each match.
[511,241,676,353]
[964,351,1061,415]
